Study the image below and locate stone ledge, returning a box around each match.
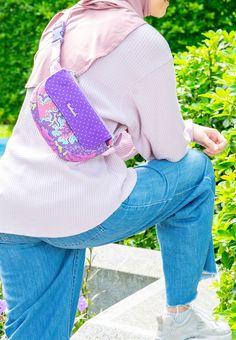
[72,273,220,339]
[85,243,163,279]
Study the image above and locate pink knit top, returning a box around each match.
[0,23,193,237]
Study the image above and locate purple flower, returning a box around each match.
[77,295,88,312]
[0,300,7,314]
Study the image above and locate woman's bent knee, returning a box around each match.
[176,149,215,192]
[186,149,214,177]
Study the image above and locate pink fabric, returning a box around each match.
[25,0,151,88]
[103,129,139,160]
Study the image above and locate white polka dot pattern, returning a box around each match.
[30,68,114,162]
[45,69,112,149]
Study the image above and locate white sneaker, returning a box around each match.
[155,304,232,340]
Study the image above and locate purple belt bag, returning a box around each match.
[30,68,115,162]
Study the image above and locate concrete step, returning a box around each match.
[84,244,163,314]
[72,275,220,339]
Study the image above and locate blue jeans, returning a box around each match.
[0,149,218,339]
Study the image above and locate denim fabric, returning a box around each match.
[0,149,218,339]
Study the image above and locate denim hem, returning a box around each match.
[165,270,219,308]
[165,291,198,308]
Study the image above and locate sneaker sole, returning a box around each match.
[156,336,232,340]
[186,333,232,340]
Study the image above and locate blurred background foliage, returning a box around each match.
[0,0,235,336]
[0,0,235,125]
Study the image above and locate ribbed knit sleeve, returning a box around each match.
[125,58,194,162]
[109,118,194,161]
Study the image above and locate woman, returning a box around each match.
[0,0,232,339]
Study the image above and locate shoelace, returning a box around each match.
[155,305,229,340]
[156,305,219,330]
[156,305,191,331]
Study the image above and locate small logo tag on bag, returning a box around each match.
[67,103,78,117]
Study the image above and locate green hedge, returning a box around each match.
[174,29,236,334]
[0,0,235,125]
[148,0,236,51]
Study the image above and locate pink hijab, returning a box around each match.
[25,0,151,88]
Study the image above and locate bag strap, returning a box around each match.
[49,8,73,75]
[49,6,126,148]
